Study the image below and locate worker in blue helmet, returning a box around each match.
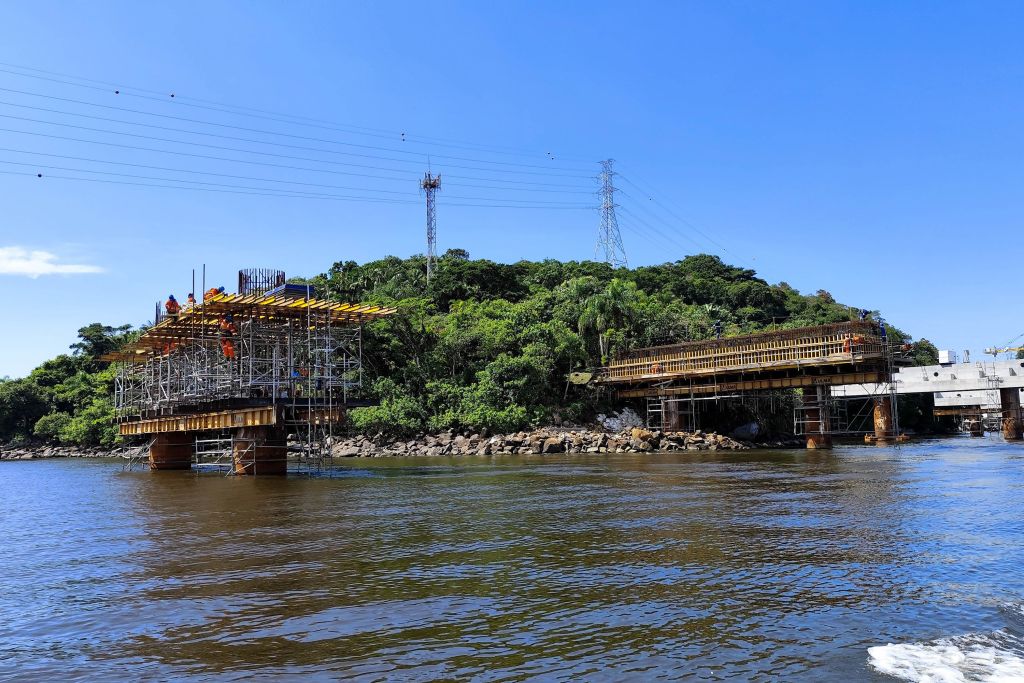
[165,294,181,318]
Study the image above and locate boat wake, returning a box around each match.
[869,604,1024,682]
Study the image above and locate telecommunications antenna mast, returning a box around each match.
[421,172,442,281]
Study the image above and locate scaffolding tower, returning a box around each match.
[104,269,395,475]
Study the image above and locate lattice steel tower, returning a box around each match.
[421,172,441,280]
[596,159,627,267]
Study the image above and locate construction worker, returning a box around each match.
[186,292,197,309]
[165,294,181,317]
[204,286,226,300]
[713,320,723,339]
[219,314,238,360]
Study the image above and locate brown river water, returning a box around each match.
[2,436,1023,682]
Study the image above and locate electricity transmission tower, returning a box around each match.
[421,172,441,281]
[596,159,627,267]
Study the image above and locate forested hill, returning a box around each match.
[0,252,939,447]
[305,251,938,436]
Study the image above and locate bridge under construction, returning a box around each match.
[103,268,395,474]
[595,321,907,448]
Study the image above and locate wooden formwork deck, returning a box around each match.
[118,405,347,435]
[597,322,887,387]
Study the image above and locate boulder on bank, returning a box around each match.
[0,444,129,460]
[329,426,752,458]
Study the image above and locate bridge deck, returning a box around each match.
[597,322,888,393]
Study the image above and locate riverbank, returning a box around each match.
[2,428,807,461]
[0,444,130,460]
[330,427,793,457]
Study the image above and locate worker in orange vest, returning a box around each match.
[219,314,238,359]
[204,286,226,300]
[165,294,181,317]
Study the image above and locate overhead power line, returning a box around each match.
[0,124,593,188]
[0,158,591,206]
[0,63,597,163]
[0,107,593,179]
[1,168,594,209]
[0,86,591,172]
[618,205,702,255]
[0,147,593,193]
[617,171,734,255]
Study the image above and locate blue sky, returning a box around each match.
[1,1,1022,377]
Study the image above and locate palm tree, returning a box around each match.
[578,279,640,362]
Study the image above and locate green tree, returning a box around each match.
[70,323,133,362]
[34,412,72,441]
[0,379,48,442]
[578,278,642,361]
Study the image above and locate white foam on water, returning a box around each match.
[868,634,1024,682]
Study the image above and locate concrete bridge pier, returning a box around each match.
[1001,388,1023,441]
[149,432,194,470]
[805,385,833,450]
[232,425,288,475]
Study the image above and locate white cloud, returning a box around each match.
[0,246,104,278]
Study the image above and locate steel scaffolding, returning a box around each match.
[105,274,395,474]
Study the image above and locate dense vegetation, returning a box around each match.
[304,251,939,437]
[0,252,940,447]
[0,323,135,447]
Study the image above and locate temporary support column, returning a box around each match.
[864,396,896,445]
[1001,388,1023,441]
[805,385,833,450]
[663,399,682,431]
[149,432,194,470]
[232,425,288,475]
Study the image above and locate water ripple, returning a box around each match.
[1,440,1023,681]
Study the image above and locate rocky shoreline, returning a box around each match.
[2,428,806,461]
[331,427,801,458]
[0,445,133,460]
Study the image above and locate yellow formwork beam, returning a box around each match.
[118,406,278,435]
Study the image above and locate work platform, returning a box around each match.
[597,321,890,394]
[596,322,903,448]
[105,268,396,474]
